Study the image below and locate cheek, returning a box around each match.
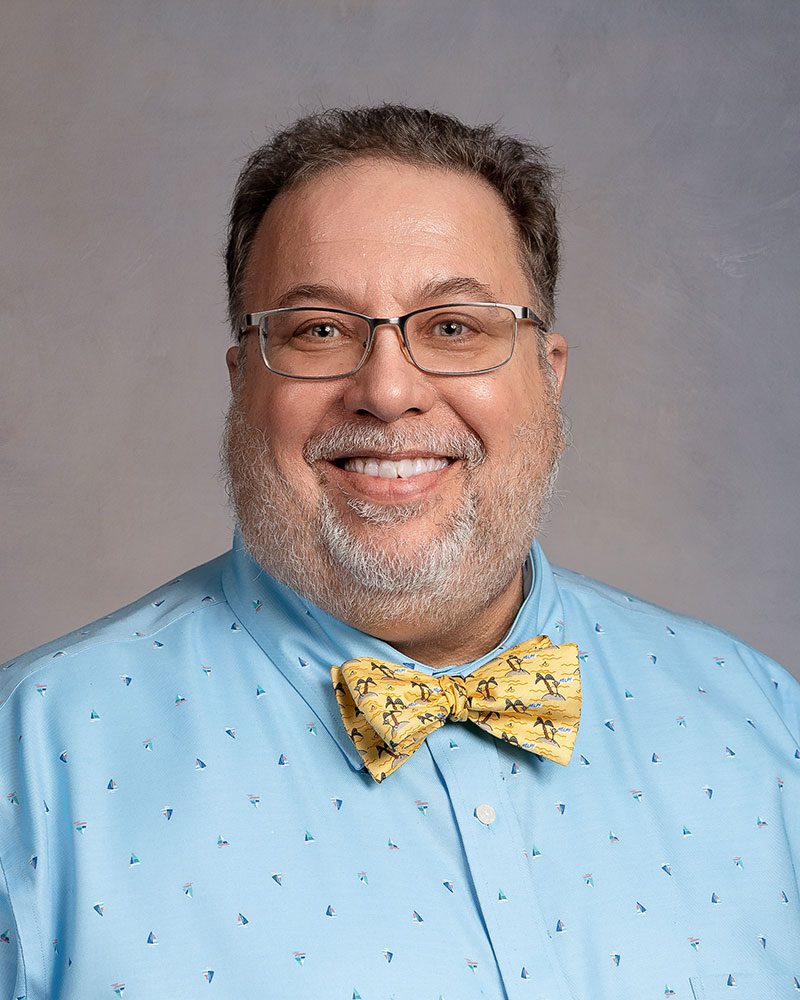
[449,373,540,457]
[245,382,333,471]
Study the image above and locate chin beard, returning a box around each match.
[220,380,566,634]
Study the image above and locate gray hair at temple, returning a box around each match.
[224,104,562,339]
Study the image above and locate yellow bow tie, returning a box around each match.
[331,636,581,782]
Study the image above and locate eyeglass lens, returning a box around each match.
[260,304,515,376]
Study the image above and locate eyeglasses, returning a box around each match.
[238,302,547,380]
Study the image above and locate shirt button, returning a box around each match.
[474,803,497,825]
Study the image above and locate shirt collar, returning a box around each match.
[221,529,564,772]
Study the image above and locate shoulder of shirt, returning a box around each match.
[551,561,800,744]
[0,549,233,711]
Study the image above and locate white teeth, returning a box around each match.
[341,456,451,478]
[396,459,420,478]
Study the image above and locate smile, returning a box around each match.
[338,456,452,478]
[323,455,459,502]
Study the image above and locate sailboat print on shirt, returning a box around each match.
[3,539,796,1000]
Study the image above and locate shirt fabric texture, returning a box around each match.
[1,533,799,1000]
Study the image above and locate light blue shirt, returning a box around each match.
[1,533,799,999]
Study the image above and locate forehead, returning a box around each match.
[244,157,529,309]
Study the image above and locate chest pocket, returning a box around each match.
[690,973,800,998]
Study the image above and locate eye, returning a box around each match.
[435,319,467,338]
[424,313,485,340]
[297,321,342,340]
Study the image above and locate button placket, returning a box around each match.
[425,726,579,1000]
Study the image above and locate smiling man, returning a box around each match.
[223,153,566,667]
[1,105,799,1000]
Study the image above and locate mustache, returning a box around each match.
[303,422,486,471]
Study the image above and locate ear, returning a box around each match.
[544,331,568,393]
[226,344,240,392]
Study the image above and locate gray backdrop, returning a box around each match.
[2,0,798,678]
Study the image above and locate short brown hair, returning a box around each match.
[224,103,561,336]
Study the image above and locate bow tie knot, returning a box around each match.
[331,636,581,782]
[438,674,471,722]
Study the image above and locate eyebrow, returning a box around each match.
[269,275,501,313]
[413,276,499,305]
[271,282,354,310]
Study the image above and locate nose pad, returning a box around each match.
[362,322,416,370]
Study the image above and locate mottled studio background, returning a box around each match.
[1,0,798,677]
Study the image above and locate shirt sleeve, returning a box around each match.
[738,641,800,746]
[0,856,21,1000]
[0,684,31,1000]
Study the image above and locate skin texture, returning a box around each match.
[223,157,568,667]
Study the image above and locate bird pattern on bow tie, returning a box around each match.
[331,635,581,781]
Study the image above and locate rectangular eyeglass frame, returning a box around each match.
[238,301,548,380]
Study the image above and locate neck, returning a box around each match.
[358,567,526,668]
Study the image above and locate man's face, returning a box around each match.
[223,157,568,642]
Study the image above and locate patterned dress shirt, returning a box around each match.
[1,532,798,999]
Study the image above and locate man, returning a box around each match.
[1,104,798,999]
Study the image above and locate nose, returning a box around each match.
[340,321,437,422]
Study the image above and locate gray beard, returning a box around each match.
[220,375,566,637]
